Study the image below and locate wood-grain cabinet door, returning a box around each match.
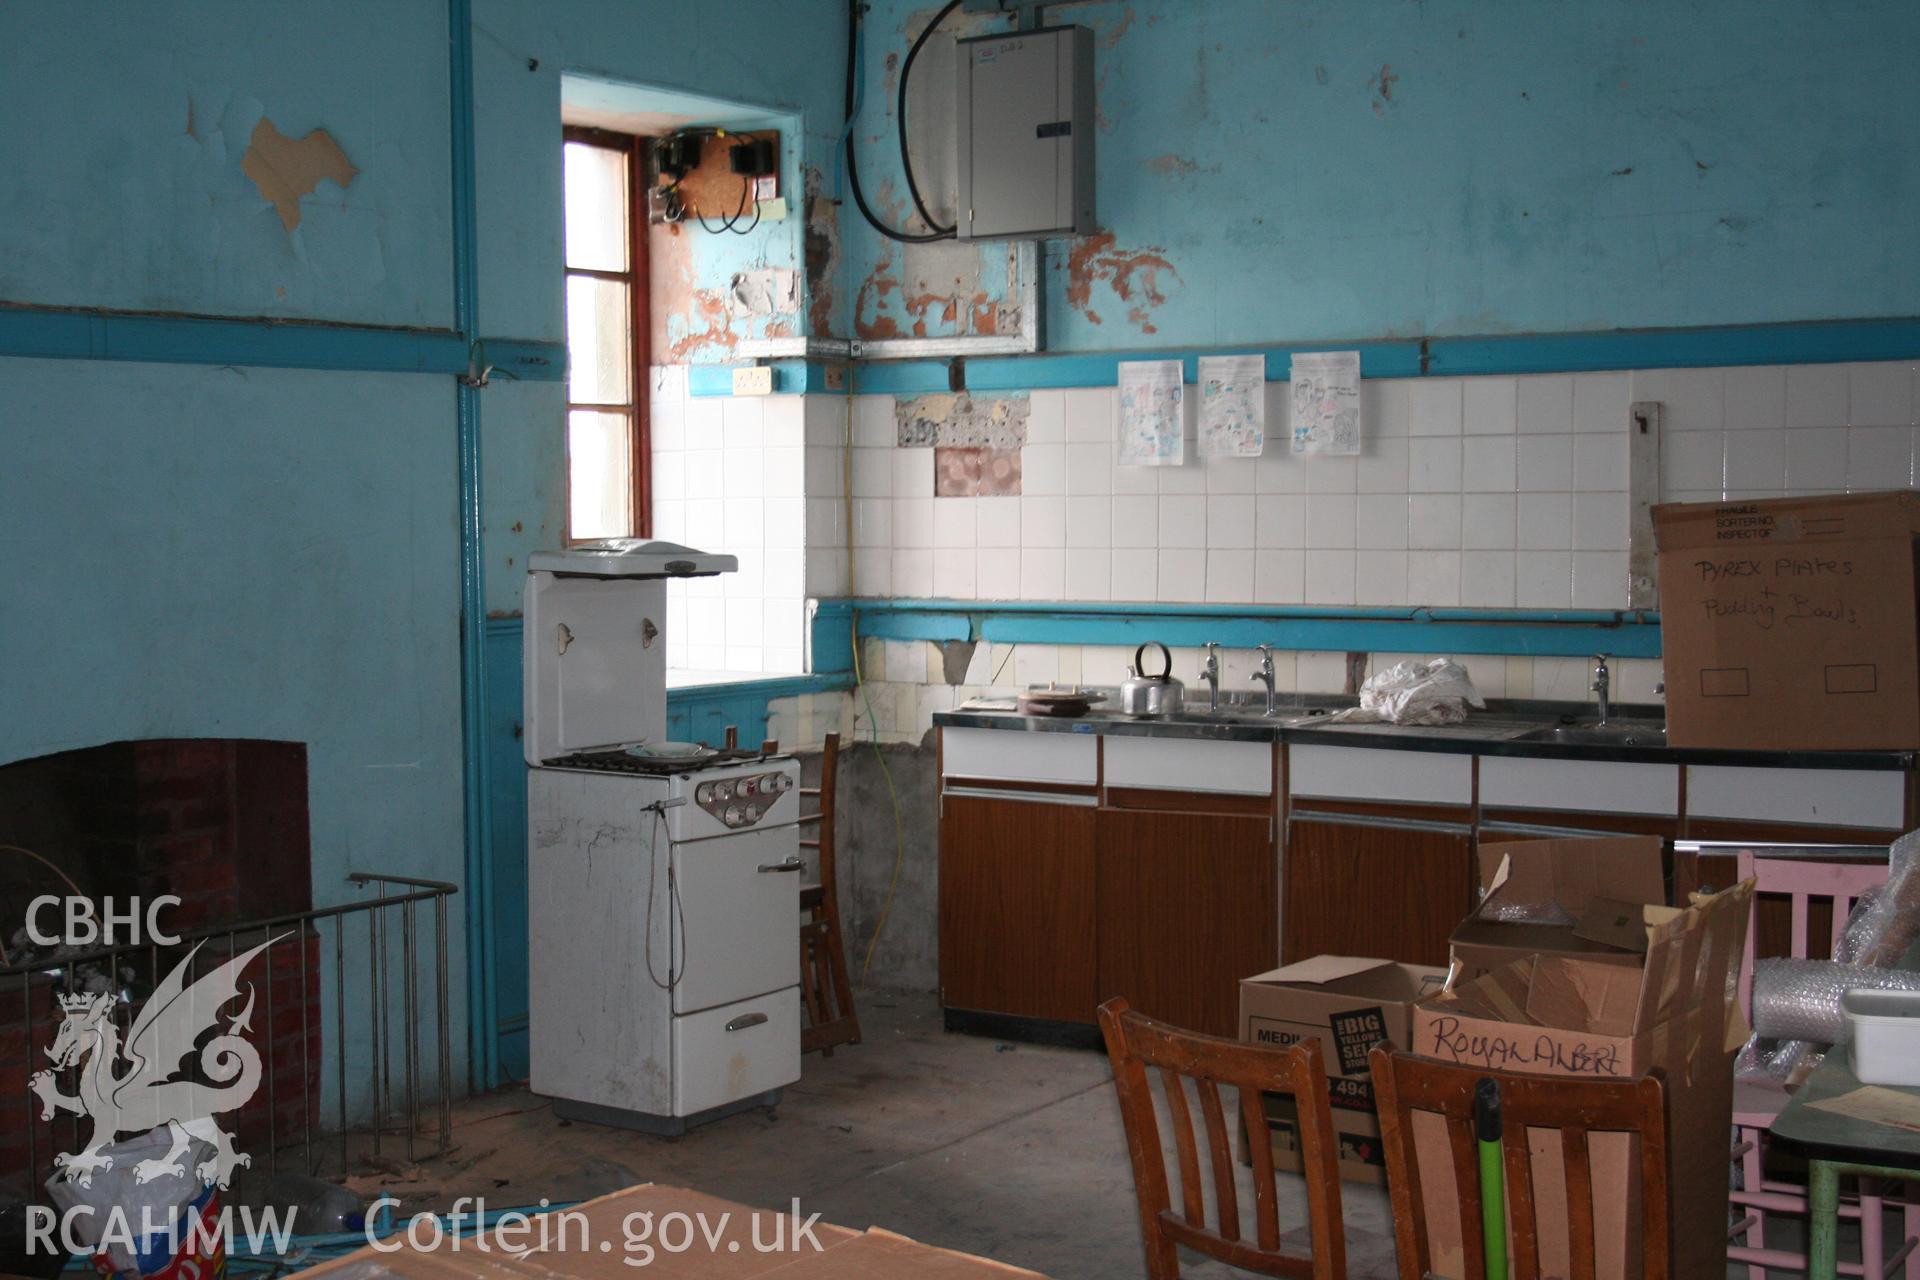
[938,793,1098,1024]
[1282,814,1473,968]
[1094,808,1275,1038]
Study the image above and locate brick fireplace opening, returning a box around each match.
[0,740,320,1196]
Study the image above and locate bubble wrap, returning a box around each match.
[1750,959,1920,1043]
[1479,900,1578,927]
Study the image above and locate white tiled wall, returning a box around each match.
[649,367,834,674]
[836,360,1919,611]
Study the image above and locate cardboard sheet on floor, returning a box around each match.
[1410,879,1753,1280]
[1448,837,1666,978]
[751,1228,1046,1277]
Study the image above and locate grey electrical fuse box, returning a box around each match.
[954,25,1095,241]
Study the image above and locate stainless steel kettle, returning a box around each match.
[1118,641,1184,717]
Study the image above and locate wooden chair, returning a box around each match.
[1370,1045,1671,1280]
[1729,850,1916,1280]
[798,732,860,1056]
[1097,996,1346,1280]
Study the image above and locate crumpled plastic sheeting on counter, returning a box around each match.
[1323,658,1486,727]
[1738,829,1920,1081]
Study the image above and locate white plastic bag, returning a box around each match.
[1326,658,1485,726]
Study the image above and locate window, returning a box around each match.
[562,127,649,541]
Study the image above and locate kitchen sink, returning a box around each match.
[1514,721,1667,748]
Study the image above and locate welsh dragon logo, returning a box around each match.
[31,935,281,1189]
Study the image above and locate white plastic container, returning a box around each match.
[1843,988,1920,1086]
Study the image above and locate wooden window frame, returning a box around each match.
[562,125,652,542]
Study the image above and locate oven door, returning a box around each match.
[669,824,801,1015]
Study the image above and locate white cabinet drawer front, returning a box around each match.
[672,988,800,1116]
[1288,745,1471,805]
[1481,757,1679,817]
[1686,766,1906,830]
[1105,736,1273,795]
[942,727,1099,784]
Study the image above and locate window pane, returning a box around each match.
[569,410,633,539]
[563,141,628,272]
[565,275,632,405]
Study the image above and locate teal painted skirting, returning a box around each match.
[844,316,1920,396]
[810,598,1662,670]
[0,303,567,380]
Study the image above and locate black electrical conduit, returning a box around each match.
[843,0,963,244]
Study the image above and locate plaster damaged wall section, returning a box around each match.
[650,220,806,362]
[896,393,1029,497]
[854,229,1024,341]
[240,118,358,232]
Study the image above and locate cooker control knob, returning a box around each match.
[714,780,733,801]
[696,783,712,804]
[739,777,758,798]
[770,773,790,793]
[744,804,762,824]
[724,805,742,826]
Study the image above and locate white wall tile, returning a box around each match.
[1207,493,1256,547]
[1066,496,1110,548]
[1517,435,1573,490]
[1517,492,1572,549]
[971,496,1018,547]
[1302,454,1359,493]
[1515,550,1572,607]
[934,547,977,598]
[1255,549,1305,603]
[1256,494,1308,548]
[1206,549,1255,603]
[1159,494,1208,548]
[1111,494,1158,548]
[1067,443,1114,494]
[1517,375,1574,433]
[1845,426,1914,489]
[851,447,892,496]
[977,548,1021,598]
[1571,491,1628,551]
[893,447,933,498]
[933,496,976,547]
[1158,459,1207,495]
[1462,493,1517,550]
[1630,368,1722,434]
[1571,433,1626,491]
[1661,430,1725,495]
[1409,437,1462,493]
[803,446,842,499]
[892,548,932,596]
[1463,436,1517,491]
[1366,379,1411,438]
[1026,389,1067,442]
[1724,366,1787,431]
[1355,494,1410,549]
[1460,551,1515,607]
[1464,378,1518,435]
[850,497,889,548]
[1785,363,1849,428]
[1410,380,1463,436]
[852,548,891,595]
[1065,388,1114,442]
[1065,548,1111,601]
[1020,548,1065,600]
[1022,443,1067,495]
[1306,493,1356,548]
[1571,551,1628,608]
[1304,549,1356,604]
[1112,548,1157,601]
[1355,550,1408,604]
[894,497,933,548]
[1849,362,1915,427]
[1573,373,1631,434]
[1206,456,1259,494]
[721,396,764,450]
[763,447,805,498]
[1783,427,1847,491]
[1022,495,1067,547]
[852,395,894,447]
[1723,429,1785,492]
[1357,437,1411,493]
[1410,494,1463,550]
[1156,549,1206,602]
[1256,446,1309,494]
[1407,550,1461,606]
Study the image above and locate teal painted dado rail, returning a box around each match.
[809,598,1663,669]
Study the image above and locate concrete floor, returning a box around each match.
[357,992,1403,1278]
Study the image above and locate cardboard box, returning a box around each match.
[1238,955,1448,1183]
[1653,491,1920,750]
[1409,880,1754,1280]
[1448,837,1667,978]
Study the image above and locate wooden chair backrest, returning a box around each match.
[1734,850,1888,1015]
[1098,997,1346,1280]
[1369,1046,1671,1280]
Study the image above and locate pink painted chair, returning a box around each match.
[1730,849,1920,1279]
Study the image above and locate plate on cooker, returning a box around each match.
[626,741,717,761]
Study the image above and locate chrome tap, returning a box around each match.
[1255,644,1278,717]
[1591,653,1612,726]
[1201,642,1222,712]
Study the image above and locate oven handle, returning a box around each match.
[758,857,806,873]
[726,1012,769,1032]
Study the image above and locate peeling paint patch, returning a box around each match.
[935,446,1022,497]
[803,166,840,337]
[241,118,358,232]
[895,393,1029,449]
[730,268,799,315]
[1100,6,1135,49]
[665,289,742,362]
[1065,232,1181,334]
[1370,64,1400,115]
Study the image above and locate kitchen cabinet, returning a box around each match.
[1282,803,1475,968]
[938,788,1098,1025]
[1095,796,1274,1038]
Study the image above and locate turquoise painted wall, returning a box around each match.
[846,0,1920,349]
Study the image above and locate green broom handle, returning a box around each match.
[1475,1077,1509,1280]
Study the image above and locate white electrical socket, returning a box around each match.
[731,365,774,396]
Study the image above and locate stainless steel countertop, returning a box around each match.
[933,694,1916,770]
